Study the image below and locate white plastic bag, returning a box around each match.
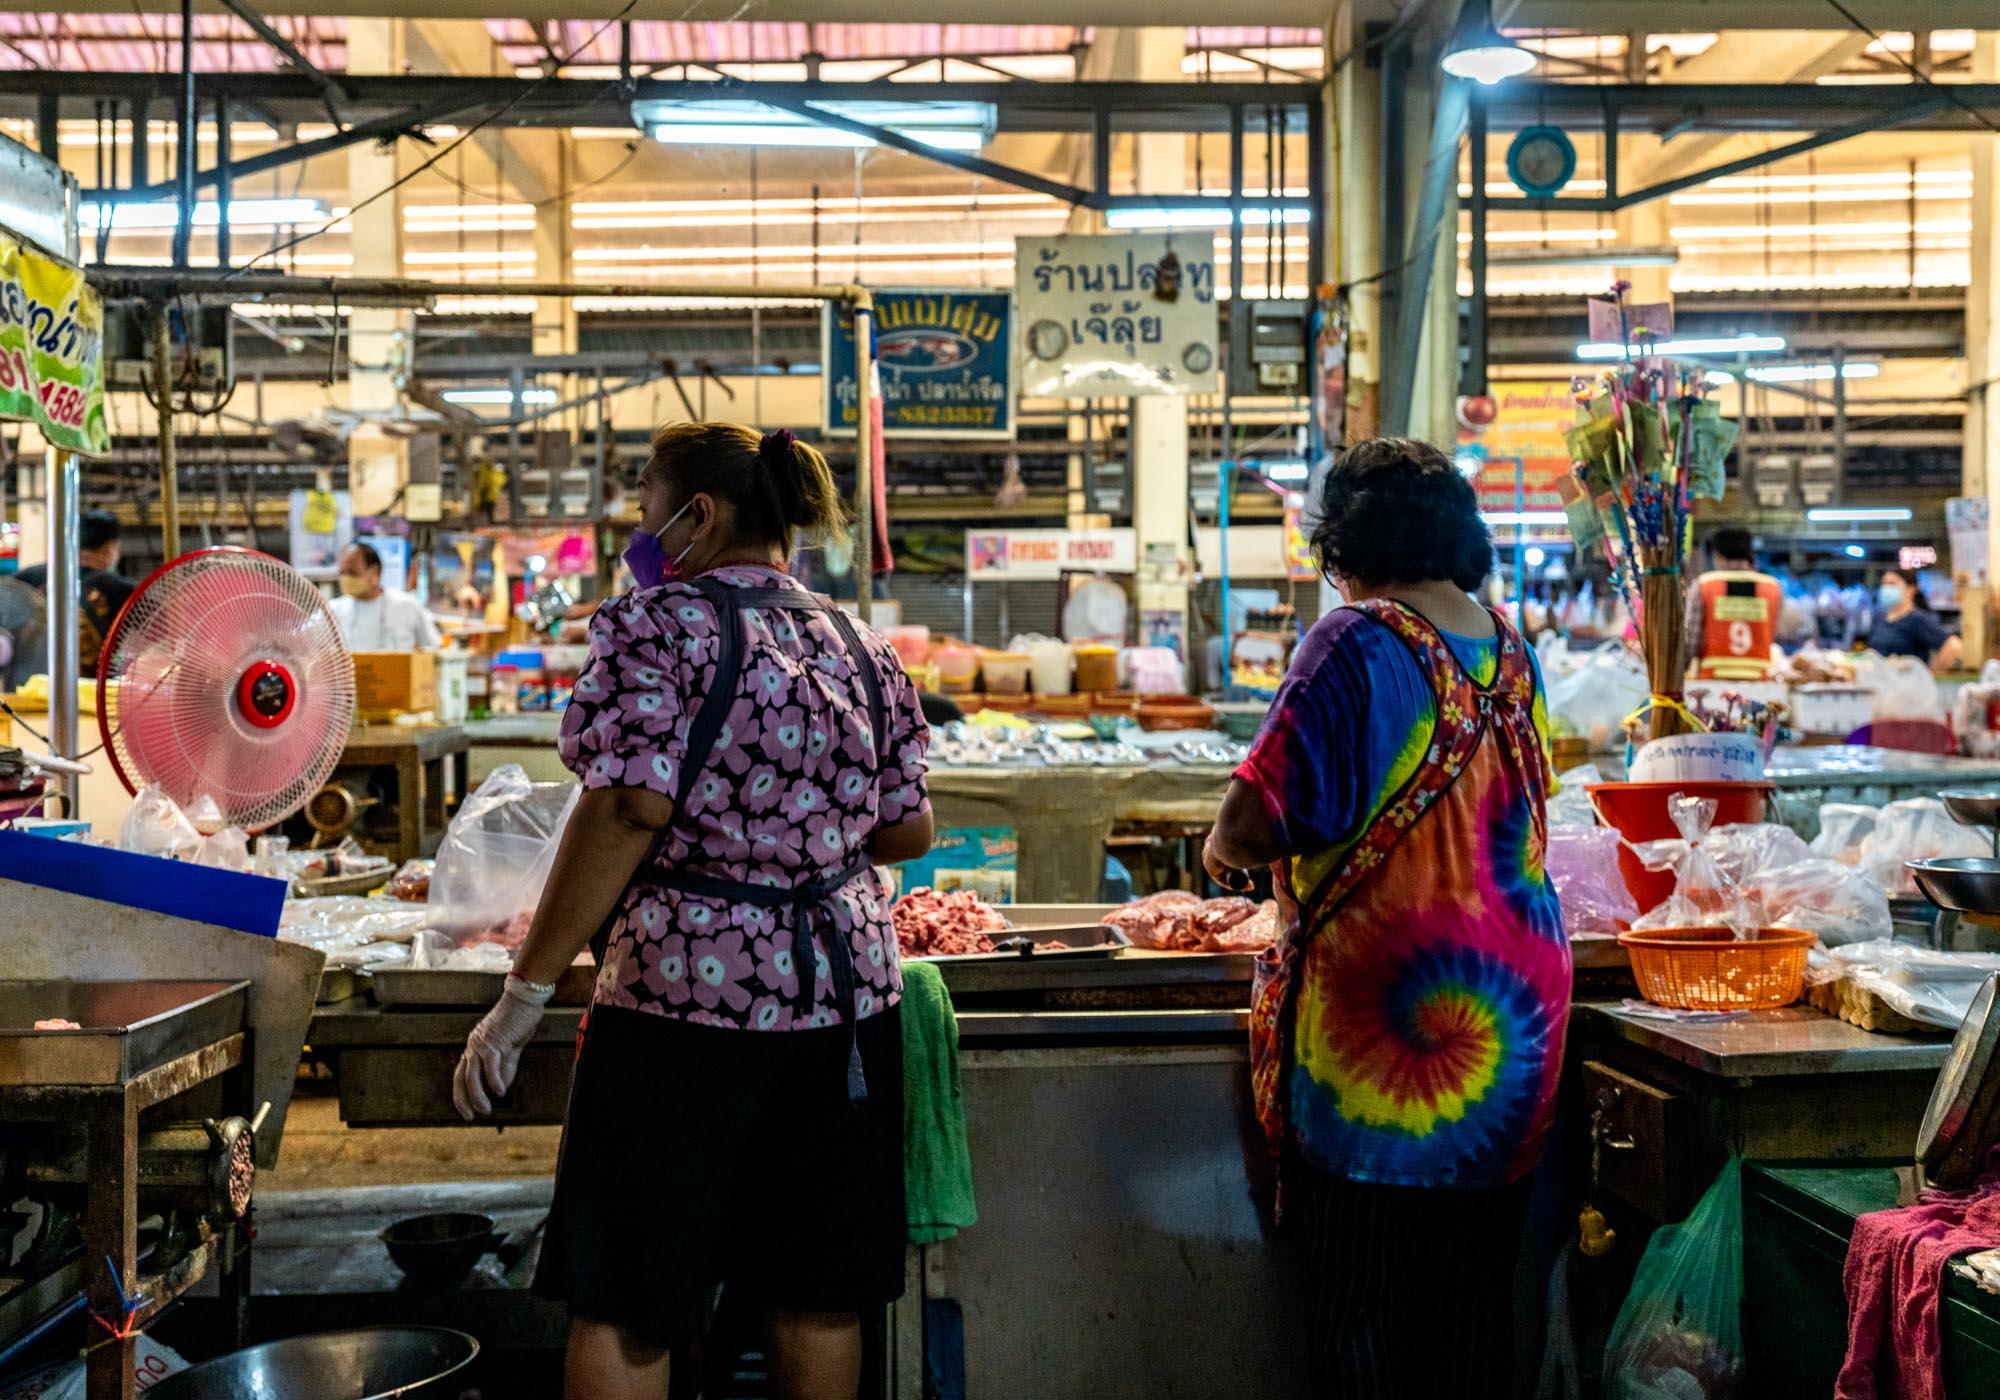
[1742,860,1892,947]
[193,826,251,873]
[1873,655,1944,723]
[118,785,202,861]
[1855,797,1988,894]
[1548,763,1606,828]
[1822,941,2000,1029]
[1631,797,1762,938]
[1810,804,1880,866]
[1546,642,1649,751]
[426,764,579,944]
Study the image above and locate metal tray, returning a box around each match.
[921,904,1258,996]
[0,979,250,1087]
[370,957,596,1009]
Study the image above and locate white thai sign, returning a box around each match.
[966,527,1136,580]
[1014,233,1219,399]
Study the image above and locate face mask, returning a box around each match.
[1877,583,1905,613]
[338,575,371,599]
[624,500,694,590]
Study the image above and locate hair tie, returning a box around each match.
[758,428,796,463]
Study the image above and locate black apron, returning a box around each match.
[591,579,889,1100]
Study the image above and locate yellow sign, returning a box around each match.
[0,232,108,455]
[300,489,339,535]
[1458,380,1577,512]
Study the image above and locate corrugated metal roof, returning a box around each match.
[0,13,344,73]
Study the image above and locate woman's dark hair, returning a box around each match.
[642,422,848,553]
[1310,436,1492,592]
[1882,567,1932,613]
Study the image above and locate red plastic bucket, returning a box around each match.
[1584,780,1776,913]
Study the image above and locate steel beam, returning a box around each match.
[215,0,356,113]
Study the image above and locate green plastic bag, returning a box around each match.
[1603,1158,1744,1400]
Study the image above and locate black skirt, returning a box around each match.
[532,1003,907,1348]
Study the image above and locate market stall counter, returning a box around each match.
[1572,1001,1951,1221]
[1744,1163,2000,1394]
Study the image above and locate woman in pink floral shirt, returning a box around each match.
[452,422,933,1400]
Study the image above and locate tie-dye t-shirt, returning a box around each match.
[1236,603,1570,1189]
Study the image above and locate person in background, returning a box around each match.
[1685,526,1782,681]
[1869,566,1963,671]
[452,422,933,1400]
[330,542,441,651]
[1204,437,1568,1399]
[18,510,134,672]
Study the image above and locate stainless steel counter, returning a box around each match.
[1572,1000,1953,1080]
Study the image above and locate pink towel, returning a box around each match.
[1836,1149,2000,1400]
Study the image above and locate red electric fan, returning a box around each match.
[97,547,356,829]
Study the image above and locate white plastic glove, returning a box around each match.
[453,975,553,1120]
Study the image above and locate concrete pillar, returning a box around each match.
[1969,34,2000,666]
[1124,26,1193,660]
[345,18,407,516]
[1327,1,1391,443]
[532,133,580,447]
[1613,190,1674,305]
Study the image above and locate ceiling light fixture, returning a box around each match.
[1806,506,1913,523]
[1440,0,1538,84]
[79,197,324,231]
[636,98,996,152]
[1103,206,1311,230]
[440,387,559,407]
[1483,510,1569,527]
[1488,245,1678,268]
[1744,362,1882,383]
[1575,333,1786,360]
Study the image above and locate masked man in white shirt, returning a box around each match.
[331,542,442,651]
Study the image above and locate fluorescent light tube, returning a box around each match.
[1744,362,1881,383]
[1483,510,1569,527]
[1575,334,1787,360]
[78,197,324,231]
[441,387,559,406]
[1104,206,1311,230]
[1805,507,1913,523]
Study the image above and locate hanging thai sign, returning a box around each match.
[1015,233,1219,399]
[966,527,1136,581]
[0,231,108,456]
[823,289,1013,439]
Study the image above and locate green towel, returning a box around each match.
[901,960,977,1244]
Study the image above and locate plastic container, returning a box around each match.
[1617,925,1814,1011]
[1587,780,1776,912]
[884,624,932,669]
[933,641,979,695]
[1136,697,1218,732]
[488,666,520,716]
[1792,684,1876,736]
[1125,646,1185,695]
[1030,693,1094,719]
[980,652,1032,696]
[1627,732,1766,784]
[434,651,469,724]
[1013,635,1073,696]
[1074,645,1119,694]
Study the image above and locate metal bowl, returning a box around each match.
[380,1211,500,1287]
[1941,791,2000,831]
[1909,858,2000,915]
[147,1327,478,1399]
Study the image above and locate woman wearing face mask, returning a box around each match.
[452,422,935,1400]
[1868,567,1963,672]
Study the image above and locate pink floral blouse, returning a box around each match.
[558,564,931,1030]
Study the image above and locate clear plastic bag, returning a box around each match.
[1822,941,2000,1029]
[1546,642,1650,750]
[426,764,579,944]
[1809,804,1879,866]
[1548,764,1606,828]
[118,785,202,860]
[1873,655,1944,723]
[192,826,251,873]
[1698,824,1814,887]
[1547,824,1640,932]
[1740,860,1892,947]
[1631,797,1762,937]
[1604,1159,1744,1400]
[1855,797,1988,894]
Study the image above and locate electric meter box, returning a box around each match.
[1228,299,1309,395]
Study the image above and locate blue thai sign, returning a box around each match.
[822,288,1014,440]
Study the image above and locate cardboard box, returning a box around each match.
[352,650,437,719]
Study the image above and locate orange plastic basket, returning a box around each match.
[1615,926,1815,1012]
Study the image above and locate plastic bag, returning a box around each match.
[1548,825,1639,932]
[1810,804,1879,866]
[1546,642,1649,750]
[193,826,251,873]
[0,1331,188,1397]
[1631,797,1761,938]
[1548,764,1606,828]
[1699,824,1814,887]
[1741,860,1892,947]
[1604,1159,1744,1400]
[1873,655,1944,723]
[118,785,202,861]
[1821,941,2000,1029]
[1855,797,1987,894]
[426,764,579,943]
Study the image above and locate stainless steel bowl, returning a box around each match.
[146,1327,478,1400]
[1941,791,2000,831]
[1909,857,2000,915]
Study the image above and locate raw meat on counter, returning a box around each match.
[32,1019,81,1031]
[894,888,1010,957]
[1107,891,1280,953]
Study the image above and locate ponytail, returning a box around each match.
[643,421,848,553]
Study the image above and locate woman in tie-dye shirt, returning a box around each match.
[1204,437,1569,1400]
